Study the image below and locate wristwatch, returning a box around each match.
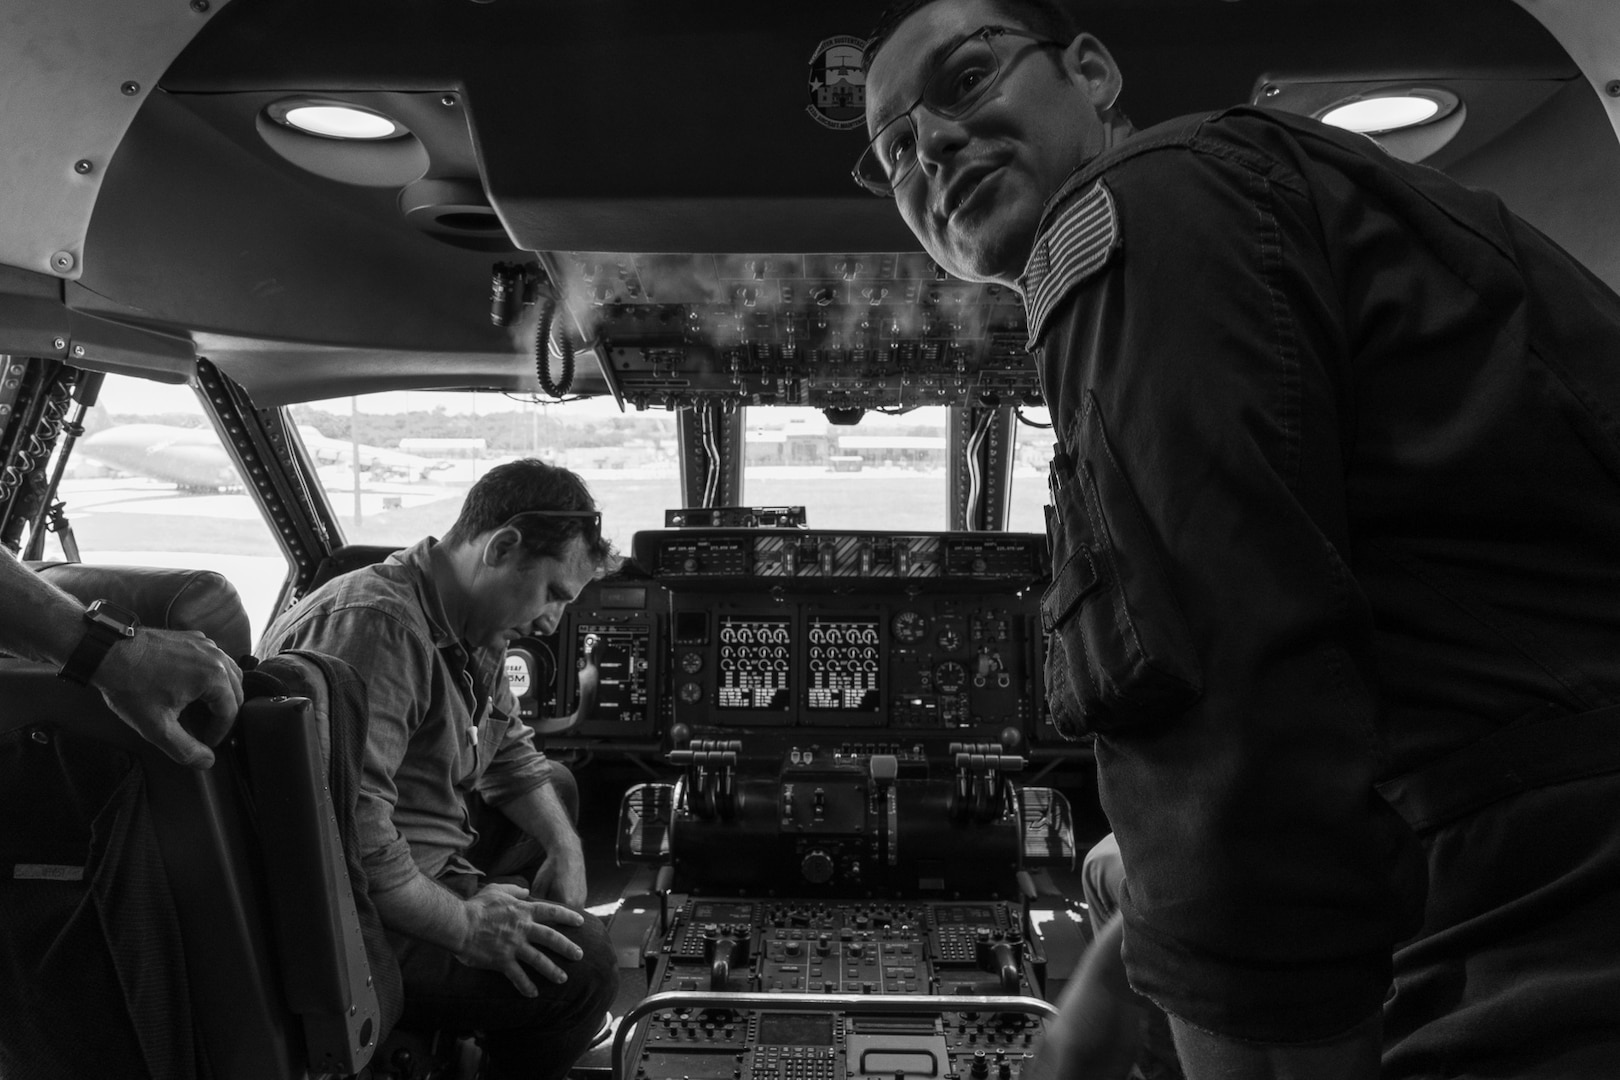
[58,599,140,685]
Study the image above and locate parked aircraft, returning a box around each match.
[77,423,240,493]
[74,422,450,492]
[295,425,454,482]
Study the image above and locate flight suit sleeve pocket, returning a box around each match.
[1040,392,1203,738]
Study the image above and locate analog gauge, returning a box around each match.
[936,626,962,652]
[679,682,703,704]
[892,610,928,643]
[934,661,968,693]
[680,651,704,674]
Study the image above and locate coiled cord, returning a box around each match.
[0,380,71,504]
[535,297,575,398]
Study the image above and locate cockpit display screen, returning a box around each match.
[807,616,881,712]
[757,1013,834,1046]
[717,616,792,710]
[576,623,651,724]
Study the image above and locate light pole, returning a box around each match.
[350,396,363,526]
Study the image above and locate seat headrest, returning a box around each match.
[29,562,253,659]
[307,544,401,593]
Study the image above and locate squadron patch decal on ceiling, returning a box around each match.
[807,35,869,131]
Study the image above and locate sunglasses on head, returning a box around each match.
[499,509,602,539]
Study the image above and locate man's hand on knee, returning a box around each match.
[456,882,587,998]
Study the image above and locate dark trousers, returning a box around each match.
[1081,834,1184,1080]
[1383,769,1620,1079]
[391,767,617,1080]
[391,875,618,1080]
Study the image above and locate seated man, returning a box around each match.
[261,458,619,1080]
[1029,834,1183,1080]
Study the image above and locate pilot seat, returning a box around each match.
[0,561,391,1079]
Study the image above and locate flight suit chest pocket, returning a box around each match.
[1040,392,1202,738]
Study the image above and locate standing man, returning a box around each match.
[861,2,1620,1077]
[261,459,619,1080]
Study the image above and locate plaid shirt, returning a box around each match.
[261,537,552,892]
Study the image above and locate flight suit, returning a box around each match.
[1023,106,1620,1075]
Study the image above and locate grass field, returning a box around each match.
[61,466,1050,545]
[57,468,1050,556]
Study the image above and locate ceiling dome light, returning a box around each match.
[280,104,402,140]
[259,97,425,185]
[1320,94,1442,134]
[1257,82,1465,164]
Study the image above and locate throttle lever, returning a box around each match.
[975,934,1024,994]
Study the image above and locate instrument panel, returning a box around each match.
[550,252,1042,414]
[509,530,1058,752]
[569,534,1075,1080]
[668,596,1035,743]
[624,897,1047,1080]
[644,531,1045,582]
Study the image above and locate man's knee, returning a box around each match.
[474,917,619,1080]
[564,913,619,1015]
[1082,832,1124,930]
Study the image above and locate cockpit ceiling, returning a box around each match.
[159,0,1578,247]
[5,0,1615,403]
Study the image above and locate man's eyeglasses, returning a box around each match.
[500,509,602,543]
[853,25,1066,197]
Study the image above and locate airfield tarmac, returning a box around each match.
[51,464,1049,639]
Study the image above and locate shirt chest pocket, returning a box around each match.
[472,708,511,773]
[452,665,512,784]
[1041,391,1203,738]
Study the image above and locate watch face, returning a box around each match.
[85,599,140,637]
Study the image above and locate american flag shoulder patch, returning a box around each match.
[1019,181,1119,349]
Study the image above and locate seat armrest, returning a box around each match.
[238,696,380,1075]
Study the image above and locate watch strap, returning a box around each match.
[59,599,139,686]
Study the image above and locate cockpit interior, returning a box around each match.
[3,1,1619,1078]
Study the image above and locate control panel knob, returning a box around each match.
[801,850,835,885]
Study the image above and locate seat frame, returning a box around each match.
[0,563,378,1078]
